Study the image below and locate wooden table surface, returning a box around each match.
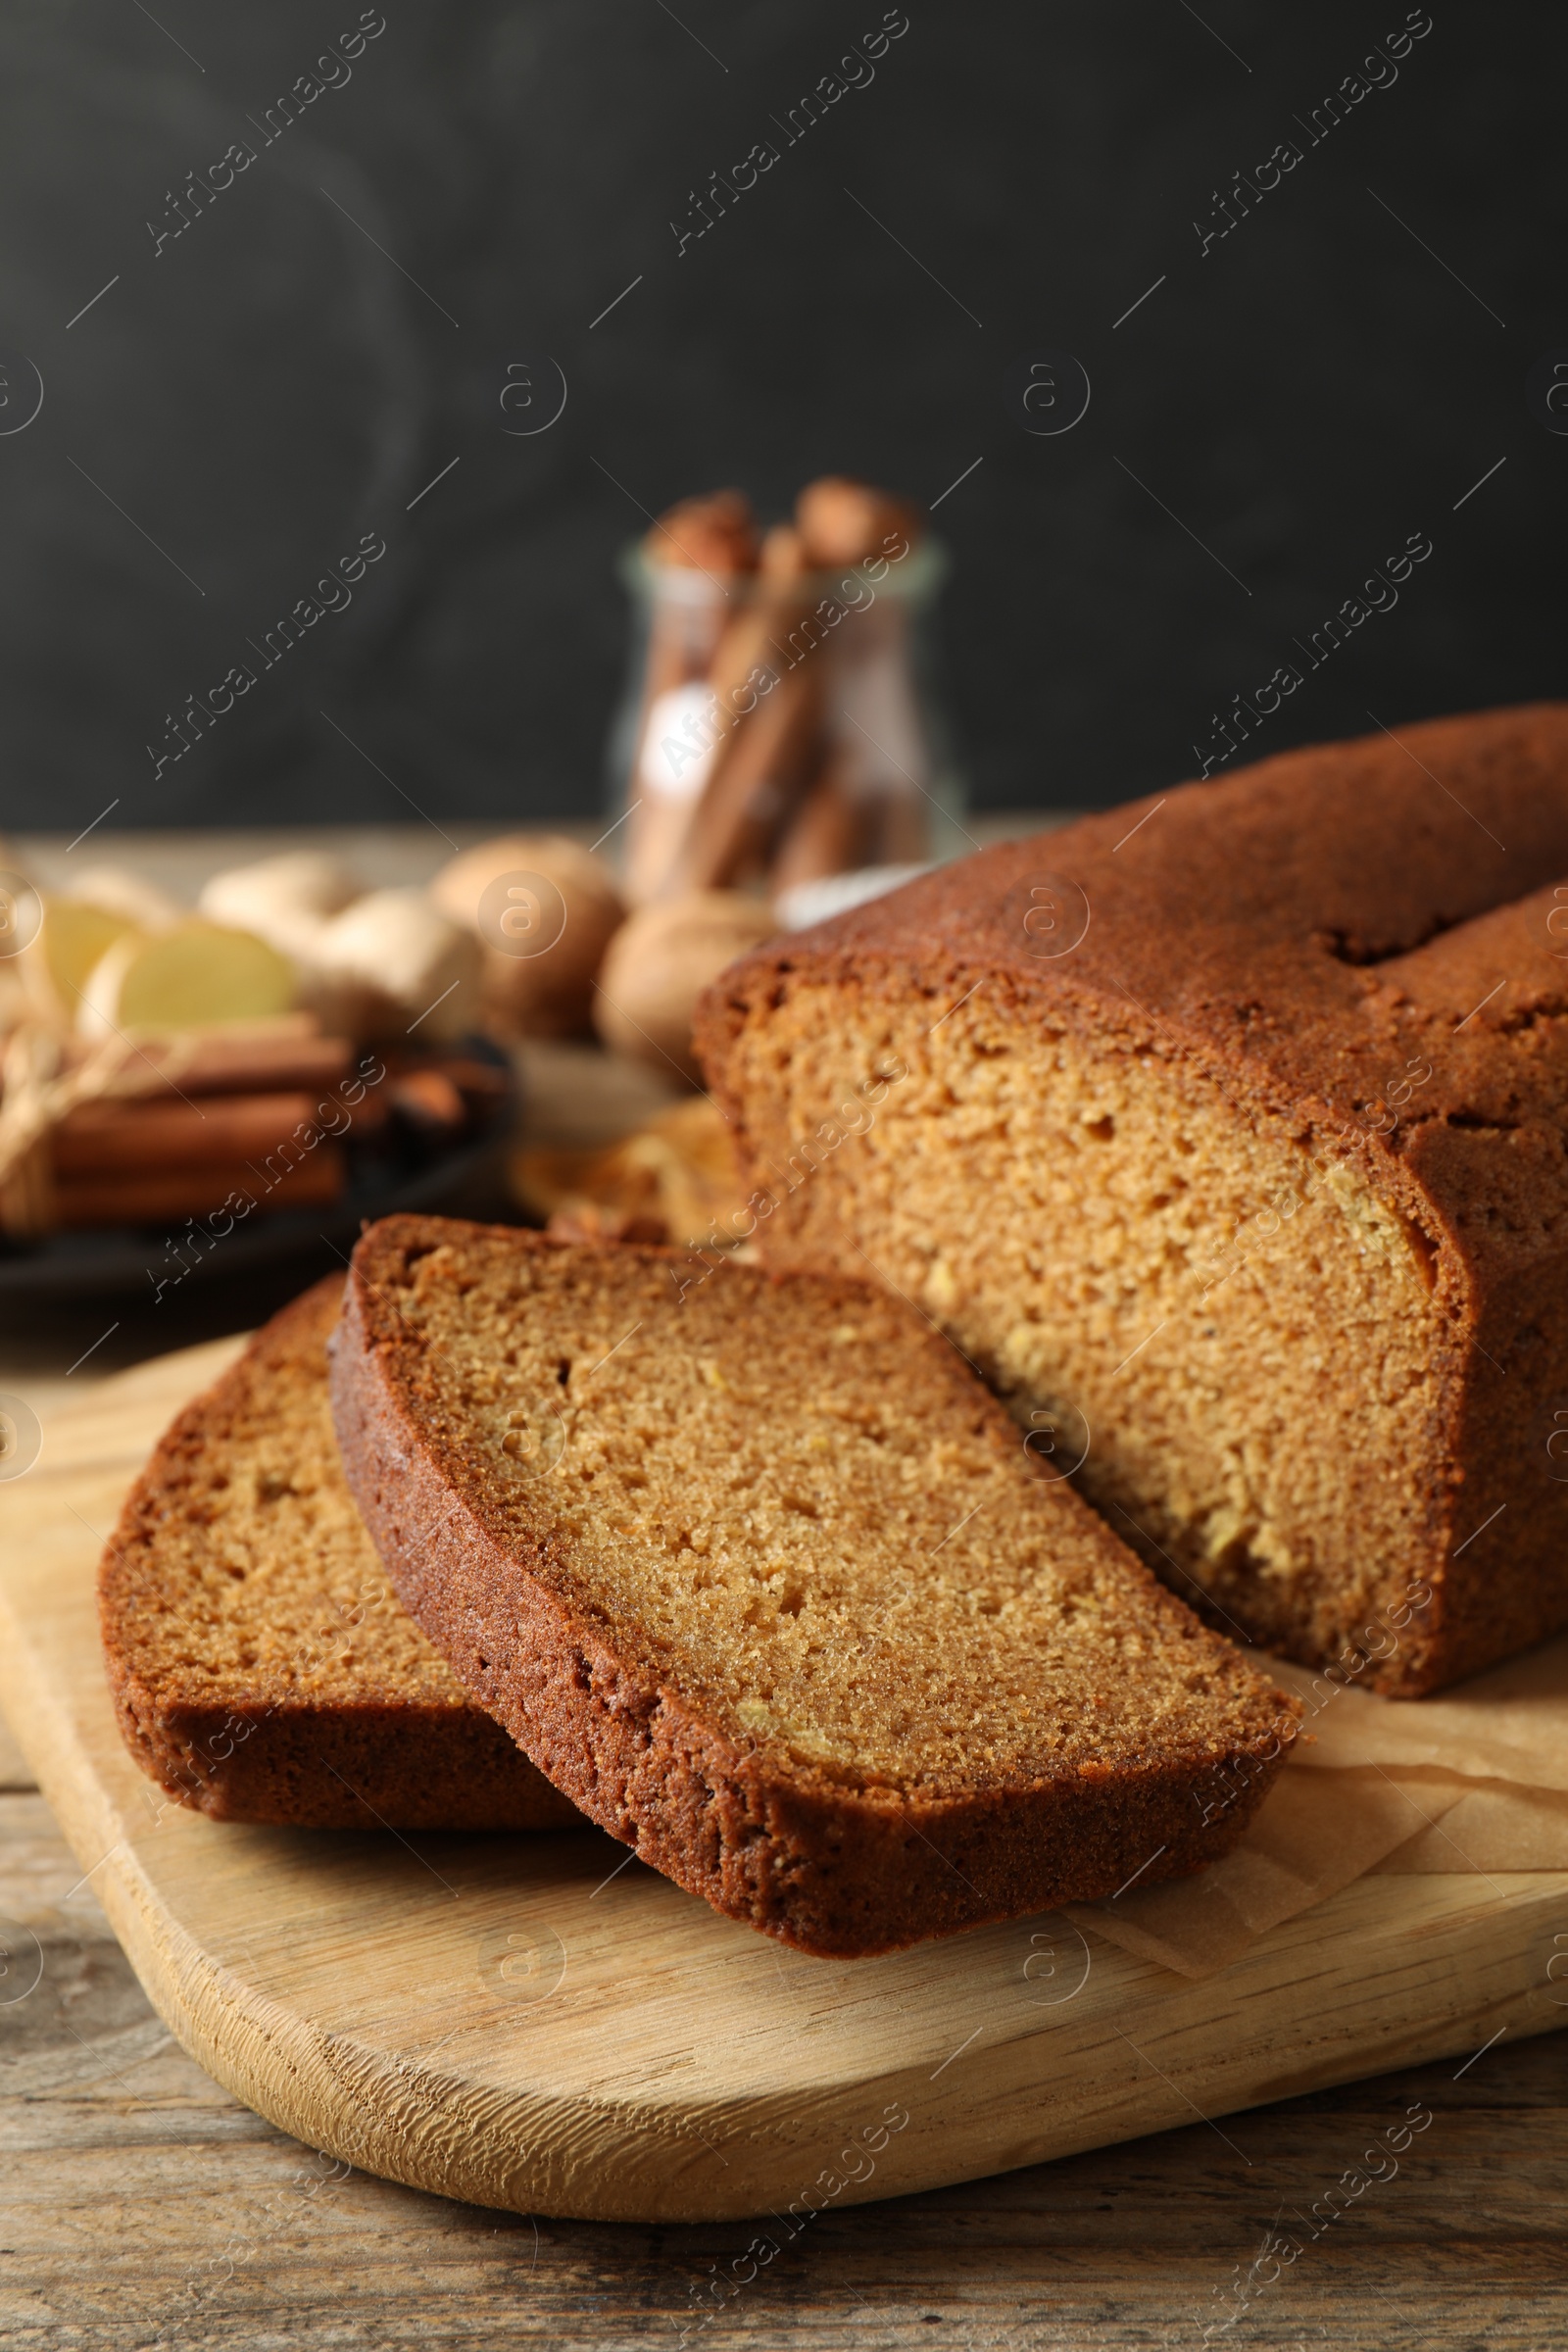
[3,825,1567,2347]
[4,1683,1566,2350]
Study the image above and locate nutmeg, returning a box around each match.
[593,891,775,1086]
[431,834,624,1040]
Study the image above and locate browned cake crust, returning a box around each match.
[330,1215,1295,1959]
[99,1276,578,1830]
[694,702,1568,1698]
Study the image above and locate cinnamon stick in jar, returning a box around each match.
[795,475,922,569]
[666,525,827,895]
[624,491,759,904]
[795,476,931,870]
[646,488,759,582]
[768,757,868,895]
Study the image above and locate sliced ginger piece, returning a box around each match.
[24,898,142,1024]
[77,920,296,1036]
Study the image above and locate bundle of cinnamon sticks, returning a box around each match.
[0,1014,503,1240]
[624,476,924,906]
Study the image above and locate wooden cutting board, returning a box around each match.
[2,1338,1565,2226]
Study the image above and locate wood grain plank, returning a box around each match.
[3,1782,1565,2352]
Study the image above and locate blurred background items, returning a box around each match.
[0,1,1556,830]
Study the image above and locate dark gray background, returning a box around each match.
[0,0,1560,830]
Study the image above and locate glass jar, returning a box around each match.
[607,532,968,906]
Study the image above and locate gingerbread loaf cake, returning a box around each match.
[695,702,1568,1698]
[99,1276,578,1829]
[329,1215,1294,1958]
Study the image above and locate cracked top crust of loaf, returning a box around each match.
[330,1214,1296,1958]
[694,702,1568,1695]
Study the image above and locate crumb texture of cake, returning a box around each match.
[99,1276,577,1830]
[694,701,1568,1698]
[330,1215,1295,1958]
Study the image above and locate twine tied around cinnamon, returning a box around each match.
[0,1023,197,1240]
